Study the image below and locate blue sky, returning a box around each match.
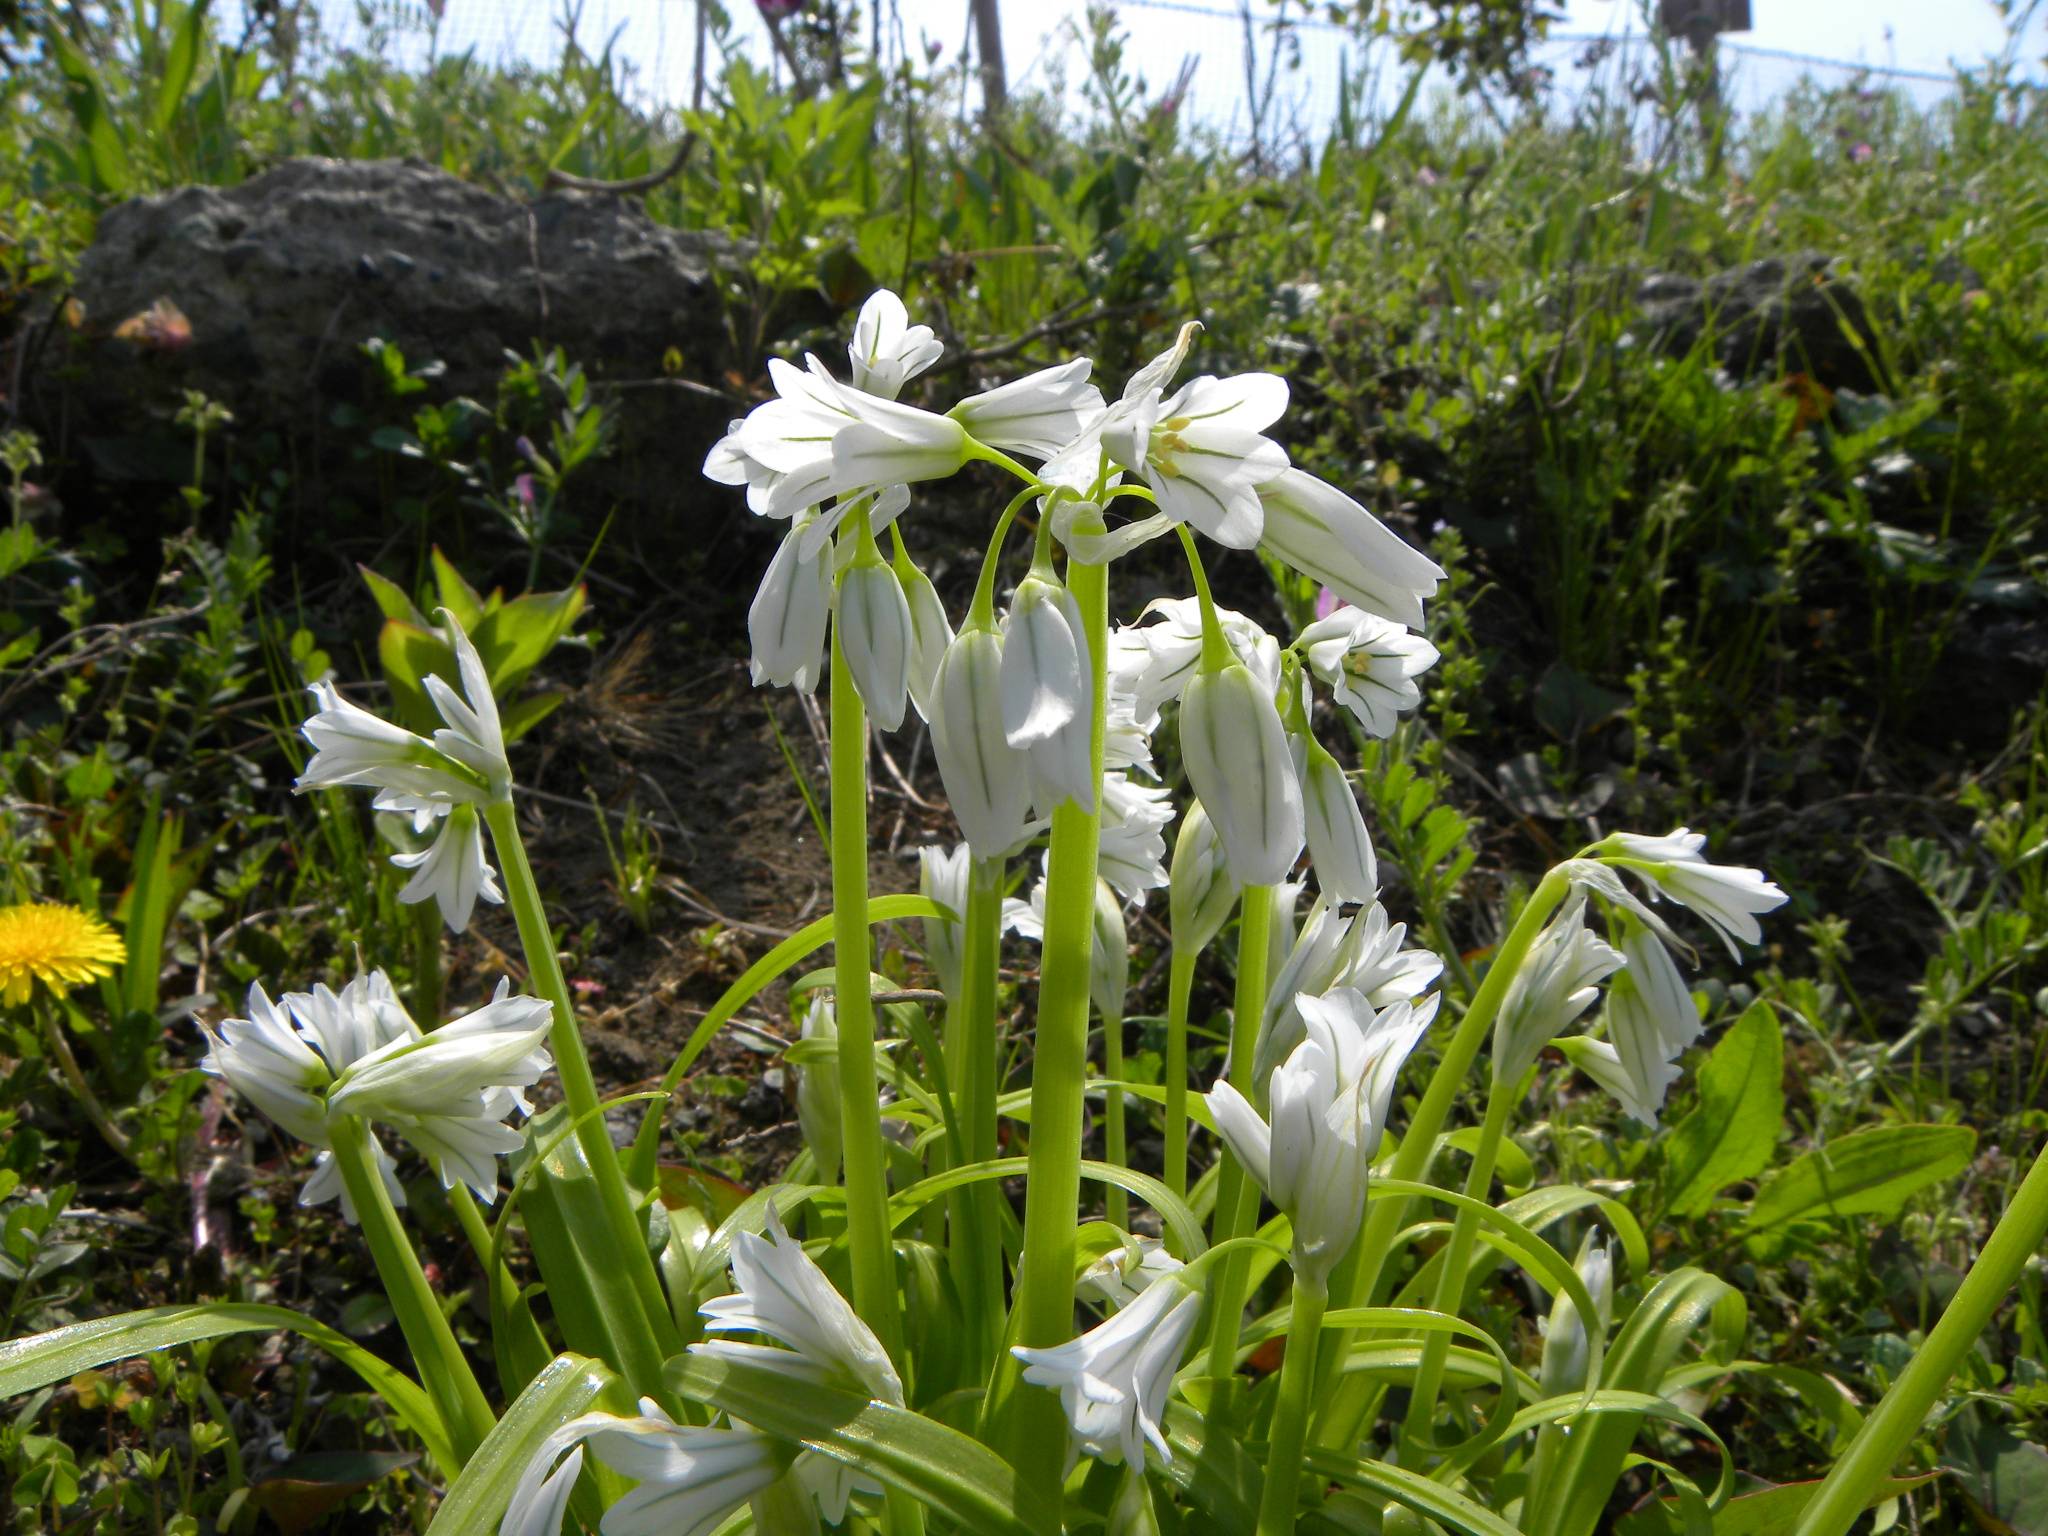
[311,0,2046,131]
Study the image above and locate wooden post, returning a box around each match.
[971,0,1007,115]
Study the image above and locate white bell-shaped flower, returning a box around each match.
[917,841,971,997]
[1494,892,1624,1085]
[380,798,502,932]
[748,519,834,694]
[930,626,1038,859]
[1207,987,1435,1281]
[824,393,972,508]
[1011,1270,1204,1469]
[695,1205,905,1405]
[950,357,1105,460]
[1295,734,1378,904]
[1337,901,1444,1008]
[1097,772,1172,900]
[1113,596,1276,729]
[297,614,508,805]
[1001,572,1089,748]
[1257,468,1445,629]
[1297,605,1440,738]
[1169,799,1240,957]
[837,556,914,730]
[897,555,955,724]
[501,1399,786,1536]
[1601,828,1789,958]
[847,288,942,400]
[1091,326,1292,549]
[1538,1237,1615,1397]
[1571,919,1701,1126]
[1179,658,1304,887]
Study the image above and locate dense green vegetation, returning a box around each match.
[2,1,2045,1530]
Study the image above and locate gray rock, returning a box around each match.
[31,157,746,503]
[1636,251,1881,391]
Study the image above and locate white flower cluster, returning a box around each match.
[196,969,553,1216]
[1503,833,1789,1126]
[502,1204,895,1536]
[296,617,509,933]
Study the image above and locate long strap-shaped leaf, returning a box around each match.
[666,1351,1058,1535]
[425,1353,623,1536]
[0,1302,458,1477]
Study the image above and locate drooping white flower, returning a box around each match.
[1571,920,1701,1126]
[1113,596,1277,729]
[897,555,955,723]
[325,979,554,1201]
[1296,735,1378,904]
[950,358,1106,460]
[1208,988,1435,1281]
[1169,799,1240,957]
[1011,1270,1204,1468]
[1493,893,1624,1085]
[1257,468,1445,629]
[381,798,502,932]
[1337,901,1444,1008]
[297,616,509,804]
[1092,327,1292,548]
[792,996,842,1181]
[1180,658,1304,887]
[1600,828,1789,958]
[1077,1232,1186,1310]
[1102,672,1158,780]
[847,288,942,400]
[1297,604,1440,738]
[501,1399,786,1536]
[1538,1237,1614,1397]
[824,393,972,508]
[1097,772,1173,901]
[1001,573,1088,748]
[837,556,914,730]
[199,971,550,1214]
[917,841,972,997]
[748,519,835,694]
[929,626,1038,859]
[1255,897,1444,1084]
[695,1205,905,1405]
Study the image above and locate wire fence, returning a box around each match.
[277,0,1995,147]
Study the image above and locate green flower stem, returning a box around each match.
[1203,882,1275,1391]
[1399,1074,1515,1451]
[1103,990,1129,1231]
[481,798,679,1397]
[1257,1273,1328,1536]
[326,1113,494,1462]
[446,1182,550,1388]
[1793,1132,2048,1536]
[37,1000,134,1165]
[409,899,443,1028]
[1313,866,1572,1446]
[828,624,904,1368]
[1164,947,1198,1212]
[948,855,1007,1377]
[993,551,1108,1514]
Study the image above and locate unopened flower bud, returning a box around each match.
[838,558,913,731]
[930,627,1036,859]
[1179,660,1303,887]
[1169,800,1239,957]
[1296,734,1378,905]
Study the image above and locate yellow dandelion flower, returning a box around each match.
[0,902,126,1007]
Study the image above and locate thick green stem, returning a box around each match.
[1164,947,1197,1211]
[481,799,678,1395]
[994,555,1108,1511]
[327,1114,494,1462]
[1400,1077,1514,1450]
[1313,866,1571,1446]
[1257,1275,1328,1536]
[948,856,1007,1377]
[1793,1133,2048,1536]
[828,626,904,1366]
[1204,883,1275,1389]
[410,899,443,1027]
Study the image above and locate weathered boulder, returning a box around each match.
[1637,251,1880,391]
[30,157,747,521]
